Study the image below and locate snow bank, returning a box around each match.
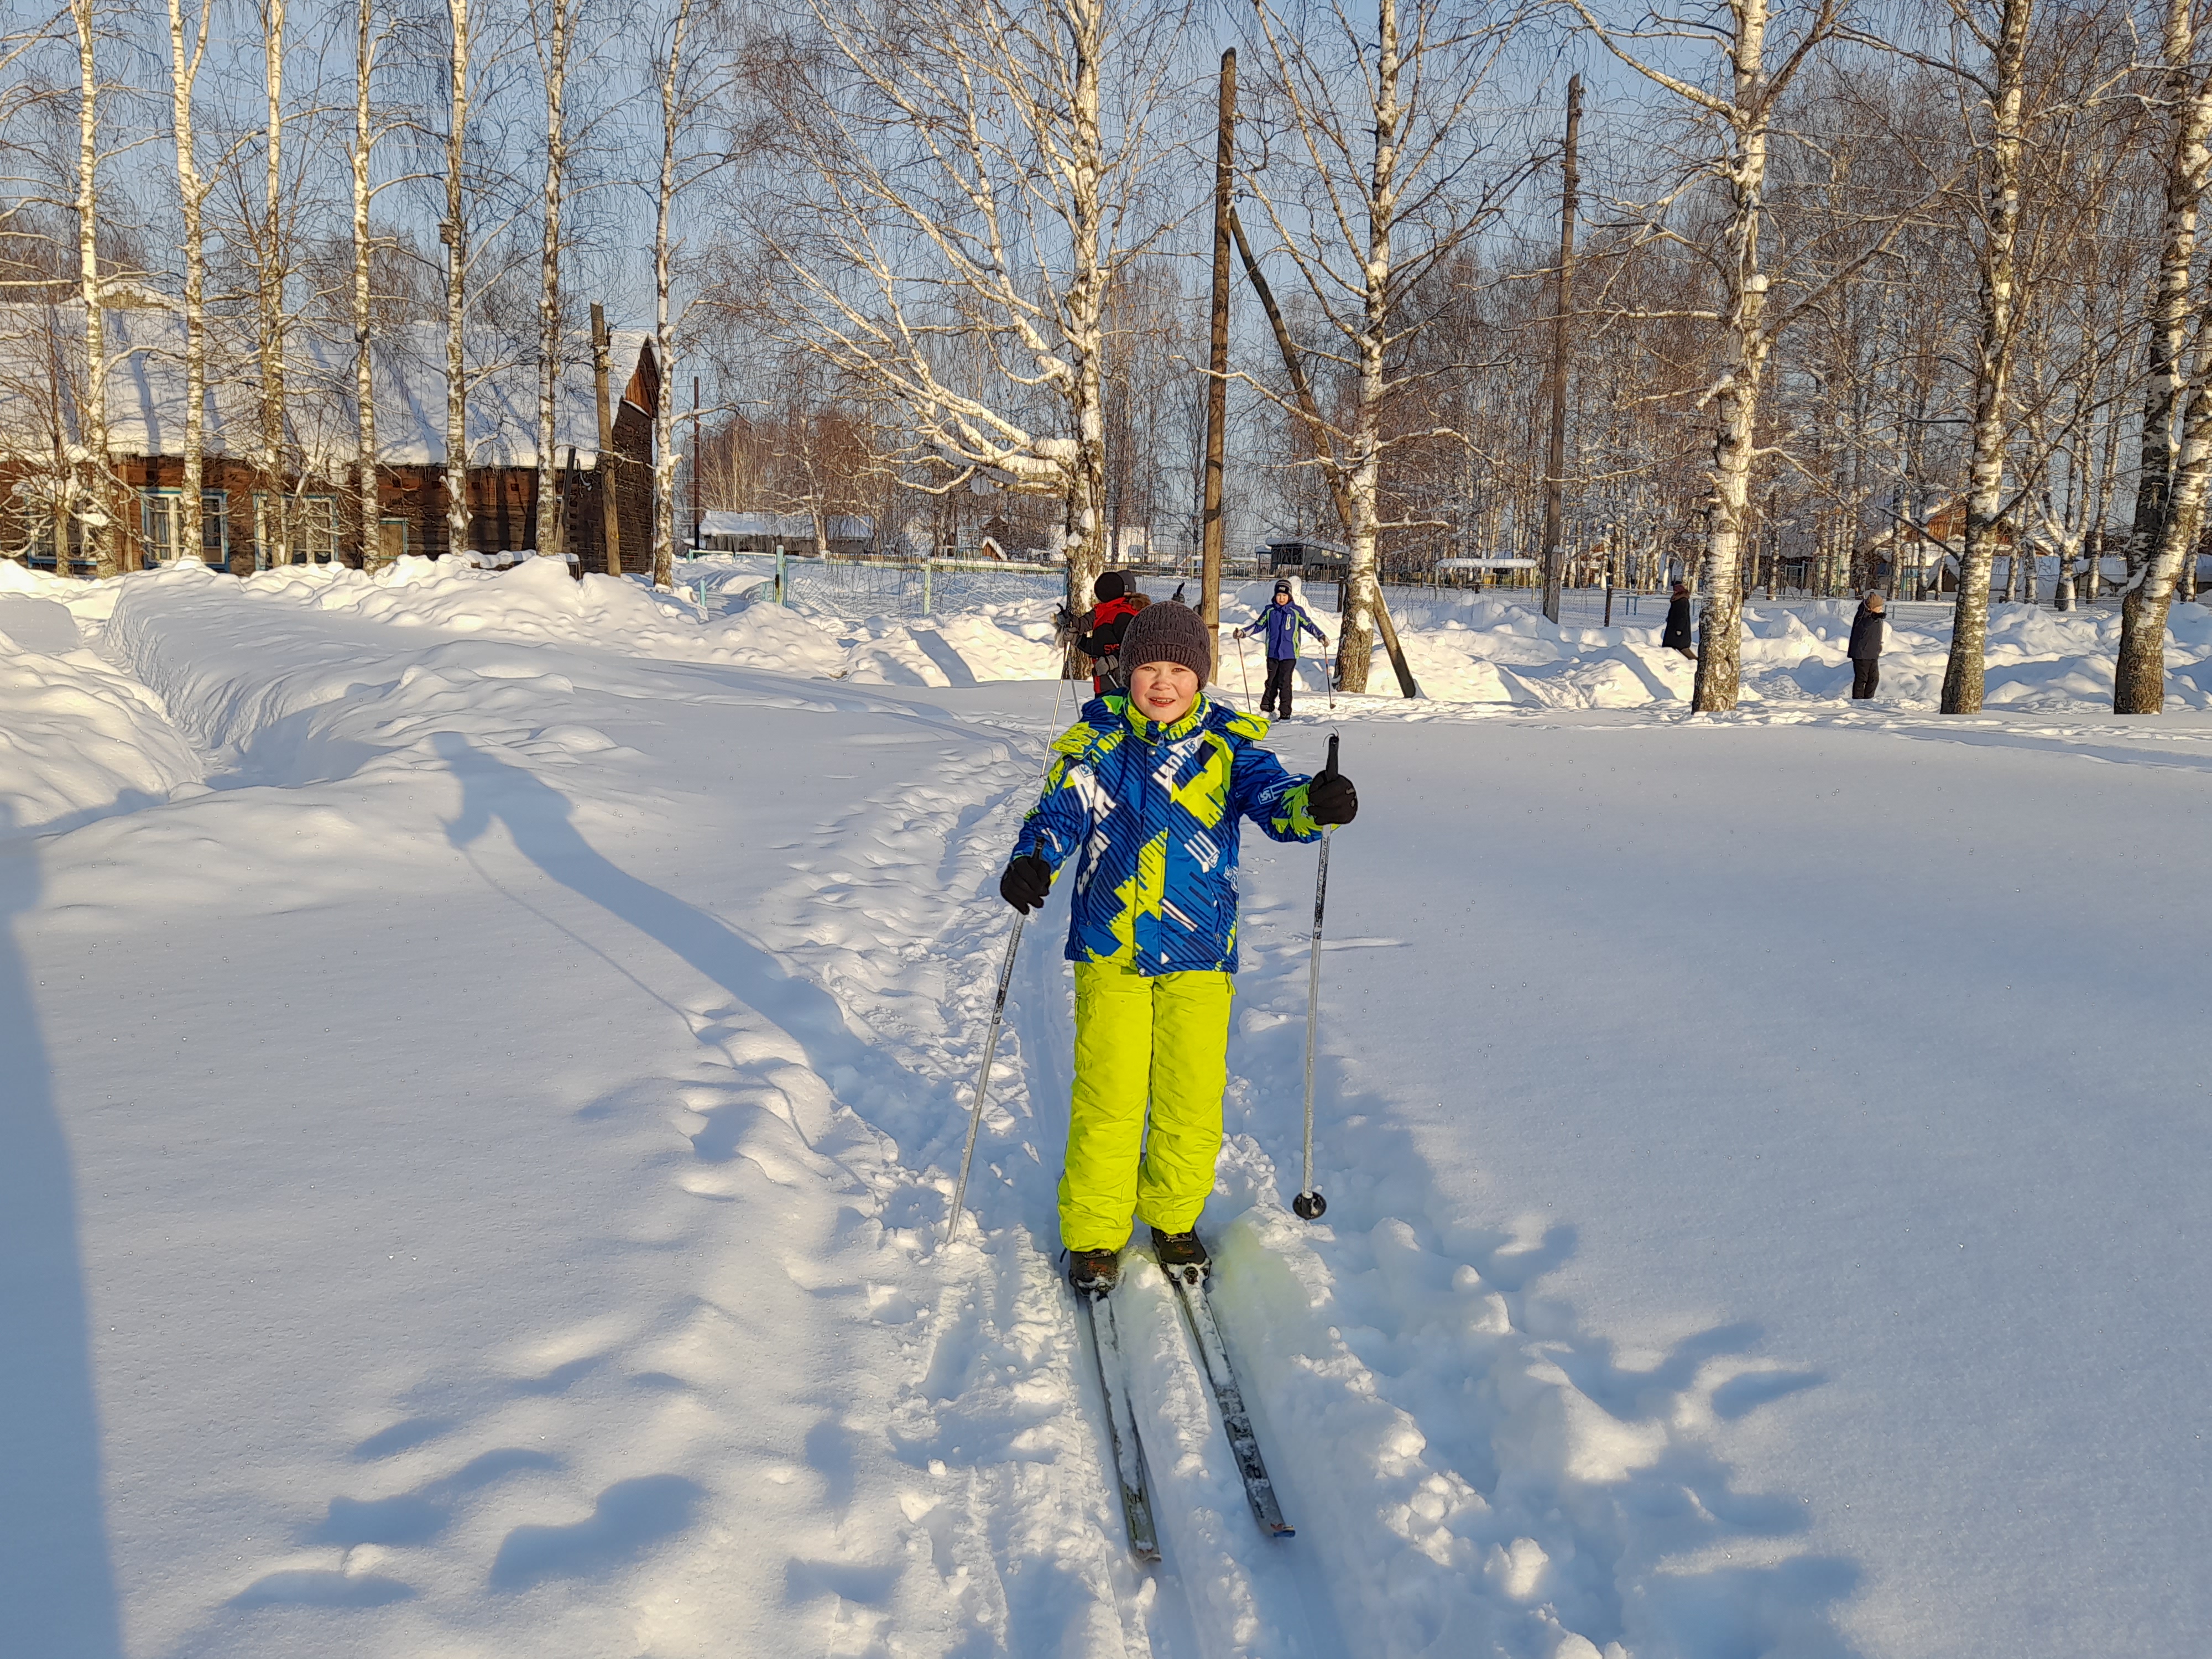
[0,597,201,839]
[1227,581,2212,713]
[42,551,2212,714]
[229,556,1056,688]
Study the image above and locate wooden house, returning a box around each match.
[0,306,659,576]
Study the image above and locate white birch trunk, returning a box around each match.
[1058,0,1109,644]
[259,0,289,569]
[166,0,212,568]
[443,0,470,560]
[1334,0,1400,696]
[1941,0,2032,714]
[533,0,568,562]
[74,0,113,576]
[1689,0,1775,713]
[2116,0,2212,712]
[650,0,690,589]
[353,0,380,569]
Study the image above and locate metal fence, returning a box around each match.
[769,554,1063,620]
[748,558,1668,628]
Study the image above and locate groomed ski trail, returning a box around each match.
[469,679,1834,1659]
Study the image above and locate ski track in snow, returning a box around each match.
[28,564,2211,1654]
[580,685,1855,1657]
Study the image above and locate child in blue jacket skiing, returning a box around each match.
[998,602,1359,1293]
[1234,578,1330,718]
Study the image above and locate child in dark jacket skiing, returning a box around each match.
[998,602,1358,1293]
[1073,571,1146,693]
[1234,578,1330,718]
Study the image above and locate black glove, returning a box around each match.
[1307,770,1358,827]
[1052,604,1078,636]
[1000,854,1051,914]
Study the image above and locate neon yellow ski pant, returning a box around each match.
[1061,960,1234,1253]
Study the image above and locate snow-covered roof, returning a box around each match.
[700,510,873,541]
[0,305,655,472]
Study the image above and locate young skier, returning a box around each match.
[1074,571,1146,693]
[1233,578,1329,719]
[998,601,1359,1293]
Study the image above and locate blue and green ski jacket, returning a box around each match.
[1011,693,1323,974]
[1249,601,1328,661]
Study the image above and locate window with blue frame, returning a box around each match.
[250,494,342,567]
[26,514,86,572]
[140,489,228,564]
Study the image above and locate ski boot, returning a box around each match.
[1067,1247,1121,1297]
[1150,1227,1211,1285]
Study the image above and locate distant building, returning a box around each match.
[1261,538,1349,577]
[695,510,873,556]
[0,306,658,574]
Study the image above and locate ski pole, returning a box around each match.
[1045,671,1067,764]
[1235,631,1253,707]
[946,914,1025,1249]
[1295,733,1337,1220]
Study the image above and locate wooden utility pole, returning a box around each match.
[591,303,621,577]
[1201,48,1235,682]
[1227,208,1421,698]
[1540,75,1582,625]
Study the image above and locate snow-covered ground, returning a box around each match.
[677,551,2212,712]
[3,557,2208,1658]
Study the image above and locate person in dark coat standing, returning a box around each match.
[1847,591,1886,700]
[1661,582,1697,660]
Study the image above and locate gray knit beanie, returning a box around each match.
[1119,601,1212,682]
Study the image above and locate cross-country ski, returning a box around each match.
[1075,1284,1162,1564]
[1160,1253,1293,1541]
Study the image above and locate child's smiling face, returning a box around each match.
[1129,661,1200,724]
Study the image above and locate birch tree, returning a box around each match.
[165,0,218,566]
[353,0,385,568]
[2113,0,2212,711]
[441,0,472,559]
[1979,11,2146,613]
[74,0,116,574]
[646,0,734,588]
[760,0,1187,645]
[1928,0,2034,711]
[1241,0,1530,691]
[649,0,696,588]
[0,0,144,575]
[531,0,577,562]
[0,26,74,570]
[1566,0,1880,709]
[255,0,291,568]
